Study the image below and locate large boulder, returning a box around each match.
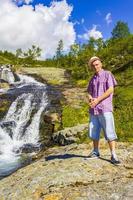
[52,124,88,145]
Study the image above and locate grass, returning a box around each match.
[112,66,133,142]
[21,67,68,85]
[61,66,133,142]
[62,103,88,128]
[114,86,133,142]
[0,55,11,64]
[76,129,91,144]
[76,79,88,88]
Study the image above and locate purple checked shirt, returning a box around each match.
[87,69,117,115]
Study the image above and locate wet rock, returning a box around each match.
[44,112,61,124]
[0,82,10,90]
[16,143,41,154]
[0,121,16,128]
[0,64,20,84]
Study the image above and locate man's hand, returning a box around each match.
[87,94,93,104]
[88,87,114,108]
[89,98,99,108]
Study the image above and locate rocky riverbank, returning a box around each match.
[0,66,133,199]
[0,140,133,200]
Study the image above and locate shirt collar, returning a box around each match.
[95,69,104,77]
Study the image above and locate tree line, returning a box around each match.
[0,20,132,81]
[49,20,133,81]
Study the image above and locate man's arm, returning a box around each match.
[97,87,114,102]
[90,87,114,108]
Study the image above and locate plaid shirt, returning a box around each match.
[87,69,117,115]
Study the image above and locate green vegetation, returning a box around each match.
[62,103,88,128]
[0,45,42,70]
[22,67,68,85]
[111,21,130,39]
[0,51,16,65]
[0,100,11,120]
[76,129,91,144]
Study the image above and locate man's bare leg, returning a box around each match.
[108,140,120,164]
[108,140,117,157]
[93,140,99,152]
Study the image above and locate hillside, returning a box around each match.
[0,52,17,65]
[0,45,132,141]
[21,65,133,142]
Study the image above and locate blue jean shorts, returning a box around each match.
[89,112,117,141]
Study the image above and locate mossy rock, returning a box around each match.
[0,99,11,120]
[0,82,10,89]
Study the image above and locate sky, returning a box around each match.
[0,0,132,59]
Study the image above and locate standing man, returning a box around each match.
[87,56,120,164]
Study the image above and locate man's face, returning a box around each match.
[91,59,102,73]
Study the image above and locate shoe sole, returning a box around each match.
[111,161,121,165]
[87,156,100,159]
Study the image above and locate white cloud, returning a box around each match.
[105,13,112,25]
[73,18,84,26]
[0,0,76,59]
[13,0,33,5]
[73,20,80,25]
[78,25,103,40]
[24,0,33,4]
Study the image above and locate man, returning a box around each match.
[87,56,120,164]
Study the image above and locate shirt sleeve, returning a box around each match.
[87,80,93,94]
[106,72,117,88]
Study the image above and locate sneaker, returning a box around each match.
[111,156,121,165]
[88,151,100,159]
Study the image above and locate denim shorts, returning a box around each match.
[89,112,117,141]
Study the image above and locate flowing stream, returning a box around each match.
[0,74,48,178]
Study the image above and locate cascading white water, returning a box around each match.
[0,67,15,84]
[0,74,48,177]
[22,93,47,144]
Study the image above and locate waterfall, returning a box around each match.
[0,74,49,177]
[0,66,15,84]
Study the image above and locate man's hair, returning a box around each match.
[88,56,101,66]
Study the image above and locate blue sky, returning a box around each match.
[0,0,132,59]
[31,0,133,41]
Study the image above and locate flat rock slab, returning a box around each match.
[0,142,133,200]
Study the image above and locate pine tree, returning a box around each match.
[111,21,130,39]
[56,40,64,59]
